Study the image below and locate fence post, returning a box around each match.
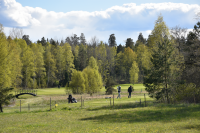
[20,100,21,112]
[110,97,111,106]
[144,94,146,107]
[50,98,51,110]
[113,94,114,107]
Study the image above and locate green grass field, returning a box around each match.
[1,84,200,133]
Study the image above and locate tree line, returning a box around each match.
[1,15,200,110]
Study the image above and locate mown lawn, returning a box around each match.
[13,83,146,96]
[1,84,200,133]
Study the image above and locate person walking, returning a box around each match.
[128,85,133,98]
[117,86,121,99]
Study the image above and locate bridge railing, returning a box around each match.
[15,89,37,95]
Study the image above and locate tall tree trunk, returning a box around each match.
[0,104,3,113]
[166,82,169,104]
[39,76,40,88]
[47,61,50,87]
[25,67,27,89]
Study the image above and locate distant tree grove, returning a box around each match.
[0,15,200,104]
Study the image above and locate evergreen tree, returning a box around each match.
[125,38,134,50]
[80,33,86,45]
[78,44,87,71]
[144,38,183,103]
[117,44,123,53]
[0,24,15,113]
[108,34,116,47]
[22,35,32,45]
[0,87,14,113]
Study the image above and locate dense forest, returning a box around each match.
[0,15,200,103]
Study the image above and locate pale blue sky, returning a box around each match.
[16,0,200,12]
[1,0,200,45]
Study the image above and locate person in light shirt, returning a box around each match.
[117,86,121,99]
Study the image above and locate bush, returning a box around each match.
[105,76,117,95]
[105,86,116,95]
[175,83,200,103]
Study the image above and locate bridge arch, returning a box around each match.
[15,89,37,98]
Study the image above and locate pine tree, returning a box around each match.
[108,34,116,47]
[0,24,15,112]
[77,44,87,71]
[144,38,182,103]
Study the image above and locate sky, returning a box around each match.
[0,0,200,45]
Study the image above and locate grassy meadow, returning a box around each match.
[1,84,200,133]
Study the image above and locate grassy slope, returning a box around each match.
[1,84,200,133]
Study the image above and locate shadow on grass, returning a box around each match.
[87,101,156,111]
[81,103,200,126]
[176,124,200,131]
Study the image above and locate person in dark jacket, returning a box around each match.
[68,94,72,103]
[128,85,133,98]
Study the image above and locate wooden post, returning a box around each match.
[81,96,82,108]
[50,98,51,110]
[113,94,114,106]
[194,92,196,104]
[20,100,21,112]
[144,94,146,107]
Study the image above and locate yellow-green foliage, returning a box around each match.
[123,47,137,70]
[83,67,103,95]
[22,45,35,88]
[69,70,85,94]
[62,43,74,73]
[148,14,170,51]
[136,43,152,70]
[176,83,200,102]
[96,42,108,82]
[0,30,11,88]
[44,43,57,87]
[88,56,98,70]
[129,61,139,84]
[30,43,46,88]
[8,37,22,87]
